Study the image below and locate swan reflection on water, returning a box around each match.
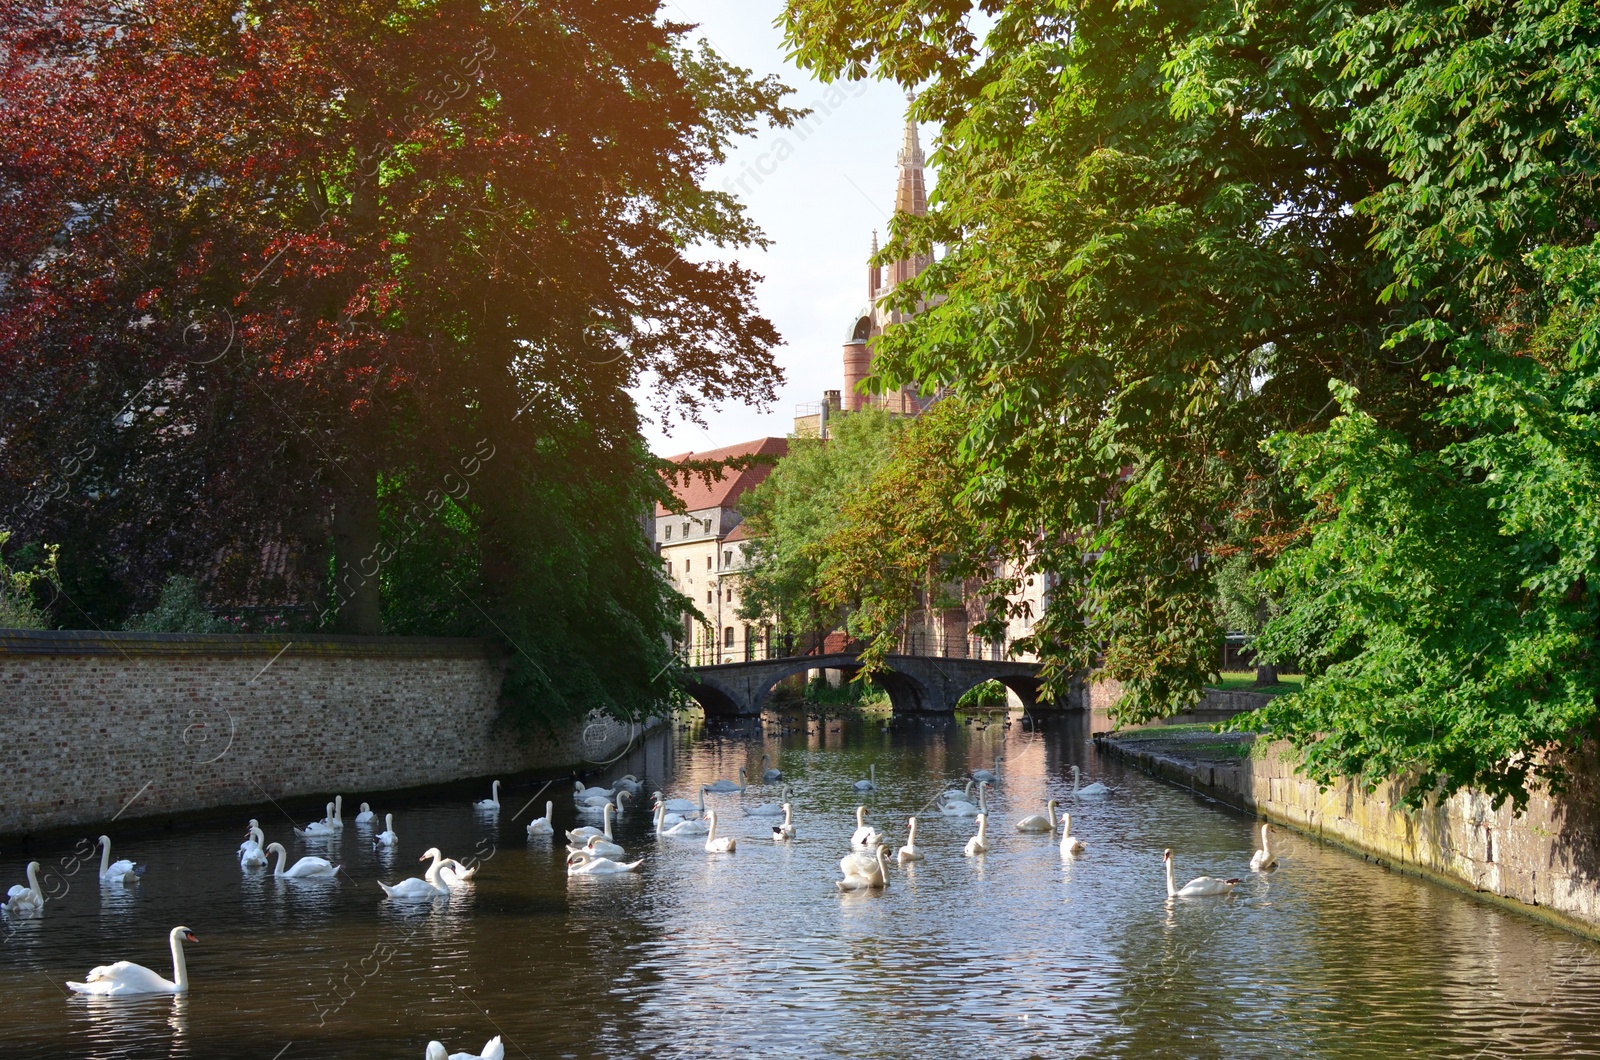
[74,991,190,1051]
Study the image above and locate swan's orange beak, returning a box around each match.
[183,931,200,943]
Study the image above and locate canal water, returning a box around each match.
[4,710,1600,1059]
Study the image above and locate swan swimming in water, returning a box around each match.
[761,754,782,783]
[852,764,877,793]
[66,925,198,996]
[238,822,268,869]
[704,767,748,795]
[940,780,987,817]
[574,781,615,807]
[1070,765,1111,798]
[6,861,44,914]
[379,848,449,899]
[745,785,791,816]
[849,806,882,850]
[838,844,890,891]
[970,754,1003,785]
[1060,812,1086,856]
[474,780,501,811]
[97,835,145,886]
[653,790,702,816]
[703,810,737,854]
[439,858,478,888]
[567,802,616,844]
[329,795,344,830]
[355,802,376,825]
[963,814,990,857]
[572,834,626,860]
[772,803,795,842]
[1015,799,1060,834]
[1164,848,1239,897]
[294,802,339,838]
[654,803,709,837]
[266,842,338,879]
[373,814,399,848]
[425,1036,505,1060]
[526,801,555,836]
[839,846,887,885]
[897,818,924,864]
[567,850,643,875]
[613,774,643,794]
[1250,823,1278,871]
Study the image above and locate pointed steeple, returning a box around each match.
[894,107,927,218]
[868,229,881,299]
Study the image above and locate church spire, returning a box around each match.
[868,229,881,299]
[893,107,927,218]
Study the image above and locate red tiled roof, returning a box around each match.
[657,437,788,516]
[723,521,752,543]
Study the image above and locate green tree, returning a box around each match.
[736,408,903,648]
[0,532,58,630]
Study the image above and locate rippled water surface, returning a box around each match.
[5,710,1600,1059]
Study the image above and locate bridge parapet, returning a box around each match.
[684,651,1080,717]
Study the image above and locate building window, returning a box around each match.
[723,550,732,566]
[664,525,672,540]
[683,559,690,572]
[704,556,711,570]
[682,522,690,537]
[726,589,733,602]
[706,591,712,604]
[724,626,735,647]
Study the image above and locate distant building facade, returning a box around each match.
[655,437,787,664]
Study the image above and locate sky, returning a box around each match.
[636,1,933,456]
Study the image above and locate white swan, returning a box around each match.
[97,835,145,886]
[772,803,795,842]
[425,1036,505,1060]
[654,790,701,815]
[897,818,924,864]
[1164,848,1239,897]
[837,844,890,891]
[329,795,344,830]
[849,806,882,850]
[239,823,268,869]
[761,754,782,783]
[374,814,399,848]
[66,925,198,996]
[475,780,501,811]
[5,861,44,914]
[574,781,615,807]
[566,802,615,844]
[654,803,708,837]
[852,763,877,793]
[566,850,642,875]
[1015,799,1060,834]
[838,845,886,884]
[1250,823,1278,871]
[295,802,339,837]
[938,780,974,805]
[745,786,791,816]
[963,813,990,857]
[379,848,449,899]
[572,835,625,860]
[266,842,338,879]
[971,754,1003,784]
[439,858,478,888]
[703,810,737,853]
[526,801,555,836]
[940,780,988,817]
[613,774,643,794]
[1070,765,1111,798]
[355,802,376,825]
[704,767,748,794]
[1060,813,1085,856]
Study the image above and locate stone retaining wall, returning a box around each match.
[1097,728,1600,938]
[0,630,656,837]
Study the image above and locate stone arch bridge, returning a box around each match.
[685,652,1080,717]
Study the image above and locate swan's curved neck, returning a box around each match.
[422,849,445,883]
[26,861,41,900]
[783,805,792,827]
[385,814,394,831]
[492,780,501,803]
[1261,824,1272,856]
[706,812,718,842]
[250,826,265,846]
[907,819,917,841]
[603,802,614,839]
[334,795,342,818]
[170,930,190,992]
[271,846,287,875]
[976,816,987,840]
[978,784,988,812]
[869,764,875,782]
[1164,856,1176,897]
[1061,813,1072,838]
[698,788,707,812]
[545,801,553,820]
[1047,803,1057,830]
[654,803,665,833]
[99,837,111,876]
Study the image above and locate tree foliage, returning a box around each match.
[783,0,1600,805]
[0,0,795,725]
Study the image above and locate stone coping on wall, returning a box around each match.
[0,628,501,658]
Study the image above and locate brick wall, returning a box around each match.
[0,631,651,837]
